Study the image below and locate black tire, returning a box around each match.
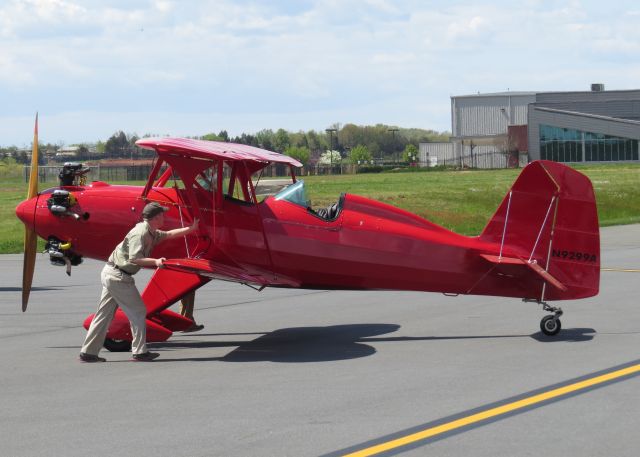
[104,338,132,352]
[540,315,561,336]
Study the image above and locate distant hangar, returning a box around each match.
[421,84,640,168]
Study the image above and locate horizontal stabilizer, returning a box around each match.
[525,260,567,292]
[479,254,526,266]
[480,254,567,291]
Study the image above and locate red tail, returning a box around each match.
[480,161,600,300]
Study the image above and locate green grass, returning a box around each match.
[1,175,33,253]
[305,164,640,234]
[574,164,640,227]
[2,163,639,253]
[304,169,521,235]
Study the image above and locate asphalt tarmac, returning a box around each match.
[1,224,639,457]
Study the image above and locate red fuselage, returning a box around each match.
[16,178,583,302]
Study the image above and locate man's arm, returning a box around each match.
[129,219,199,269]
[164,219,199,241]
[131,257,166,268]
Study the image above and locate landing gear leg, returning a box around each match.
[523,299,563,336]
[539,302,563,336]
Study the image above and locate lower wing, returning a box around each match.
[162,258,301,289]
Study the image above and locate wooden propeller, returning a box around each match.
[22,114,39,312]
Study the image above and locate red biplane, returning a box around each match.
[16,136,600,351]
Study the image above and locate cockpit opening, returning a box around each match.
[274,180,344,221]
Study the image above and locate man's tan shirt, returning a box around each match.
[108,221,167,274]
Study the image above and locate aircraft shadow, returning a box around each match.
[530,327,596,342]
[154,323,401,363]
[152,325,595,363]
[49,325,596,363]
[0,286,63,292]
[364,327,596,343]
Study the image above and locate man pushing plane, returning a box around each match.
[79,202,199,362]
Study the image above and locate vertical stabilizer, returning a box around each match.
[479,161,599,300]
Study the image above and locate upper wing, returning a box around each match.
[162,258,301,289]
[136,137,303,167]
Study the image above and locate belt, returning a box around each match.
[110,264,132,275]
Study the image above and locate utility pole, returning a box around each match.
[325,128,337,170]
[388,128,399,163]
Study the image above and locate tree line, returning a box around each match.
[0,123,450,166]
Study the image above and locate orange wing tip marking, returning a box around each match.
[480,254,567,291]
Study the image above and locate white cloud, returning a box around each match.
[372,52,417,64]
[446,15,488,41]
[31,0,86,20]
[0,52,37,85]
[153,0,173,14]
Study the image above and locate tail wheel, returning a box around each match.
[540,315,561,336]
[104,338,132,352]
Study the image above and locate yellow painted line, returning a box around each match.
[601,268,640,273]
[344,363,640,457]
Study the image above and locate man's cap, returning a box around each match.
[142,202,169,220]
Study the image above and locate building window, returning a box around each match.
[540,125,639,162]
[583,132,639,162]
[539,125,583,162]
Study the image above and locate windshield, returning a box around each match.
[274,180,309,207]
[195,168,217,191]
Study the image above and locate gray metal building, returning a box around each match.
[421,85,640,167]
[529,89,640,162]
[418,142,453,167]
[422,91,535,168]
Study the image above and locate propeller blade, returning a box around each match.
[22,228,37,312]
[22,113,39,312]
[27,113,39,199]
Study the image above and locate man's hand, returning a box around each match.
[155,257,166,268]
[165,218,200,240]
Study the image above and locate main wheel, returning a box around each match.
[540,315,561,336]
[104,338,132,352]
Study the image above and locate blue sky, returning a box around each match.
[1,0,639,146]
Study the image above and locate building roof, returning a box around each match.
[454,88,640,100]
[532,106,640,126]
[452,91,537,99]
[537,88,640,96]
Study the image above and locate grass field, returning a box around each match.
[2,163,639,254]
[304,163,640,233]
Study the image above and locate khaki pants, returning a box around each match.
[81,264,148,355]
[179,290,196,321]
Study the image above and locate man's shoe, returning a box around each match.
[132,352,160,362]
[79,352,106,363]
[182,323,205,333]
